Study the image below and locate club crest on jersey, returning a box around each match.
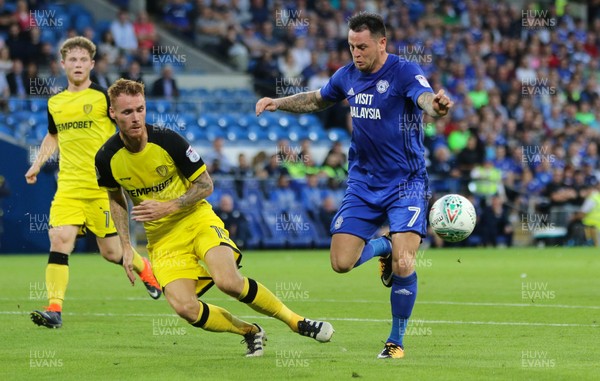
[156,165,168,177]
[376,80,389,94]
[334,216,343,230]
[415,75,431,88]
[83,104,93,114]
[186,146,200,163]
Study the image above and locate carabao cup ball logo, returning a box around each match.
[429,194,476,242]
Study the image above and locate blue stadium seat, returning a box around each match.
[247,124,268,142]
[241,178,265,207]
[8,98,26,112]
[298,114,322,128]
[184,125,204,142]
[257,113,278,128]
[196,113,218,128]
[307,126,328,141]
[277,114,295,128]
[73,13,94,33]
[327,128,350,142]
[287,126,309,142]
[216,114,236,128]
[260,207,289,248]
[236,113,253,128]
[29,98,48,112]
[205,125,226,141]
[0,125,12,136]
[226,126,243,142]
[95,20,112,35]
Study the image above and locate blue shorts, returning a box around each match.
[330,177,430,240]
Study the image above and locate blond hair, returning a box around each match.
[108,78,146,106]
[59,36,96,60]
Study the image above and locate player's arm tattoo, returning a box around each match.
[276,90,335,113]
[417,92,440,117]
[176,170,213,208]
[107,188,131,245]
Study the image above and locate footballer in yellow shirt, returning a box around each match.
[96,79,334,356]
[25,37,161,329]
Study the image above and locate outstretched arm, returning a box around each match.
[256,90,335,116]
[131,170,214,222]
[417,89,454,118]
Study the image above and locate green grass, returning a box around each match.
[1,248,599,381]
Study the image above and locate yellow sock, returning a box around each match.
[191,301,253,335]
[131,249,145,274]
[239,278,303,332]
[46,256,69,311]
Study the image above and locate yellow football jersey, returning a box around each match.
[48,83,116,199]
[95,125,208,240]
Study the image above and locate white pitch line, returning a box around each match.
[6,296,600,310]
[1,311,598,328]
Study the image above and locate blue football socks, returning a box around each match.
[387,272,418,347]
[353,236,392,268]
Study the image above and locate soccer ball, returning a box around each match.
[429,194,477,242]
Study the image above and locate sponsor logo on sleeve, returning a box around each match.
[186,146,200,163]
[415,75,431,88]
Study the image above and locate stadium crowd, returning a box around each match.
[3,0,600,246]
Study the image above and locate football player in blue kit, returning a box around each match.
[256,12,453,358]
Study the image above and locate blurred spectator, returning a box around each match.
[13,0,34,32]
[120,60,144,84]
[164,0,195,37]
[300,173,325,220]
[44,60,67,95]
[220,25,249,71]
[543,168,578,209]
[232,153,253,198]
[318,195,337,237]
[480,195,513,247]
[133,11,157,50]
[202,137,234,174]
[581,182,600,246]
[258,21,285,56]
[0,46,13,74]
[252,51,279,97]
[277,49,303,79]
[320,152,347,182]
[249,0,269,25]
[6,58,26,97]
[135,47,154,68]
[90,55,113,89]
[456,135,484,179]
[307,65,329,91]
[98,31,120,65]
[0,0,13,35]
[470,160,504,201]
[6,23,28,63]
[269,174,296,210]
[0,71,8,107]
[151,65,179,98]
[260,154,288,179]
[213,194,251,249]
[251,150,268,176]
[110,9,138,53]
[194,5,227,53]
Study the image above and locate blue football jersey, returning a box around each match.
[320,54,434,187]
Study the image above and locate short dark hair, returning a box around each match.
[348,12,386,39]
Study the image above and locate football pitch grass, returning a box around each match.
[1,248,598,381]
